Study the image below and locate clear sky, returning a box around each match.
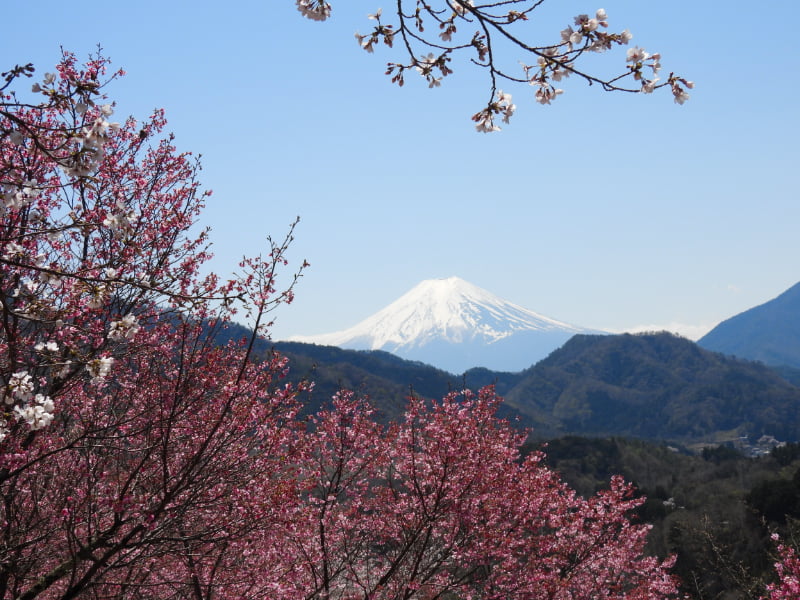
[3,1,798,341]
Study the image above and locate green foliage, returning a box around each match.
[507,332,800,443]
[747,477,800,524]
[701,444,744,464]
[537,435,800,599]
[773,442,800,466]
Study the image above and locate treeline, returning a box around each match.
[249,333,800,445]
[529,436,800,599]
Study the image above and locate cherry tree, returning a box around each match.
[297,0,693,132]
[0,51,309,599]
[290,387,680,599]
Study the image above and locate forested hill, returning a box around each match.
[208,321,518,420]
[217,322,800,445]
[268,341,523,421]
[505,332,800,443]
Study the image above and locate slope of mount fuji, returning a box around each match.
[289,277,601,373]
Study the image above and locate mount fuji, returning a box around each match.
[288,277,604,373]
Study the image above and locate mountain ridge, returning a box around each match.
[265,333,800,445]
[504,331,800,442]
[698,280,800,368]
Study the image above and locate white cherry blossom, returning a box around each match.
[14,394,55,430]
[296,0,331,21]
[87,356,114,382]
[626,46,650,63]
[109,314,141,341]
[641,78,659,93]
[8,370,34,402]
[34,341,59,353]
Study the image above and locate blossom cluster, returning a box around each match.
[295,0,331,21]
[765,536,800,600]
[560,9,617,50]
[355,8,395,54]
[108,313,141,341]
[520,9,635,112]
[86,356,114,383]
[59,103,120,177]
[1,181,39,213]
[471,90,515,133]
[2,370,56,438]
[27,69,122,176]
[624,44,694,103]
[103,201,138,239]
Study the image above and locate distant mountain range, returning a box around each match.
[267,332,800,445]
[288,277,600,373]
[242,277,800,445]
[699,281,800,369]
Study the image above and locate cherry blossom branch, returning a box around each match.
[299,1,693,132]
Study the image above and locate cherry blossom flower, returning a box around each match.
[14,394,55,430]
[415,53,437,76]
[552,66,571,82]
[670,78,693,104]
[533,82,564,105]
[103,209,138,238]
[108,314,141,341]
[86,356,114,381]
[498,90,516,123]
[574,14,599,32]
[2,242,25,260]
[471,90,515,132]
[673,87,690,104]
[472,110,500,133]
[7,370,34,402]
[642,78,659,93]
[34,341,60,353]
[86,283,107,309]
[296,0,331,21]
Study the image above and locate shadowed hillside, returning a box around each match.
[505,332,800,443]
[699,281,800,368]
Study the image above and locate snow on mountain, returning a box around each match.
[288,277,603,373]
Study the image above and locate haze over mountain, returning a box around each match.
[698,281,800,369]
[288,276,601,373]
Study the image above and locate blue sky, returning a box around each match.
[3,1,798,340]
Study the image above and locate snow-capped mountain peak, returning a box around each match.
[288,276,599,373]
